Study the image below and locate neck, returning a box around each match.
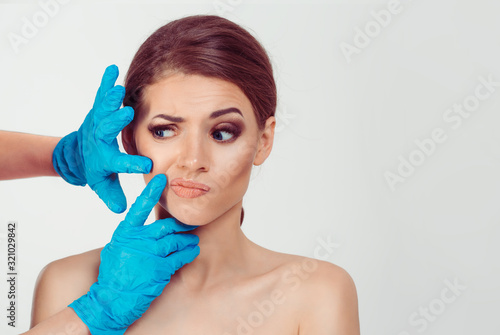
[155,201,253,291]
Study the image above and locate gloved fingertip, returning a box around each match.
[112,107,134,124]
[125,111,134,124]
[148,174,167,198]
[107,85,126,100]
[105,64,119,76]
[140,158,153,174]
[132,165,150,175]
[112,85,126,99]
[175,219,199,230]
[189,245,201,257]
[101,66,119,87]
[109,202,126,214]
[115,107,135,129]
[121,106,135,118]
[156,173,167,184]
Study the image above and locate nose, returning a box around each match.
[175,130,209,173]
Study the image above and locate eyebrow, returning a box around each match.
[152,107,243,122]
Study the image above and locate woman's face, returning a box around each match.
[126,73,275,226]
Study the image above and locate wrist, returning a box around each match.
[35,135,60,177]
[52,132,87,186]
[69,292,127,335]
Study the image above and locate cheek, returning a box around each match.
[227,140,256,176]
[209,139,257,194]
[180,142,257,222]
[135,127,257,194]
[134,131,175,183]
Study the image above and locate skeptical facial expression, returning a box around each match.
[128,73,274,226]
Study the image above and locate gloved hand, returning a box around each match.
[69,174,200,335]
[52,64,152,213]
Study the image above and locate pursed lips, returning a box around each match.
[169,178,210,198]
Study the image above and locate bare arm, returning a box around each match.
[21,308,90,335]
[31,250,101,327]
[0,130,60,180]
[27,249,101,335]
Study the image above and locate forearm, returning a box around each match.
[21,307,90,335]
[0,130,60,180]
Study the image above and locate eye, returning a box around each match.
[155,129,175,138]
[213,129,233,141]
[212,125,241,143]
[149,125,176,139]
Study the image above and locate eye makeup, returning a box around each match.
[147,120,244,144]
[148,124,177,139]
[211,123,242,143]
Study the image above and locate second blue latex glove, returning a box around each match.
[69,174,200,335]
[52,65,152,213]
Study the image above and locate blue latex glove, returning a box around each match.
[69,174,200,335]
[52,64,152,213]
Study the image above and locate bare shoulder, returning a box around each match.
[31,247,103,327]
[266,252,360,335]
[295,257,359,335]
[259,249,355,291]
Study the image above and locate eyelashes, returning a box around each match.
[149,125,175,139]
[212,126,241,142]
[147,123,243,144]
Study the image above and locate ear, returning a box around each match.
[253,116,276,166]
[121,123,138,155]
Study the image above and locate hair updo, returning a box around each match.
[123,15,277,225]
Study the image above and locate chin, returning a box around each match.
[158,189,242,226]
[174,213,209,226]
[159,202,213,226]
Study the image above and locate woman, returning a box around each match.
[31,15,359,334]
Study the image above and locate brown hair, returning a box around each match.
[123,15,277,225]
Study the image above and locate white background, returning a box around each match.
[1,0,499,334]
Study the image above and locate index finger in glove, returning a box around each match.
[109,152,152,175]
[93,64,119,108]
[113,218,198,244]
[157,245,200,277]
[124,174,167,227]
[117,233,199,258]
[95,106,134,145]
[145,217,199,240]
[91,175,127,214]
[93,85,126,121]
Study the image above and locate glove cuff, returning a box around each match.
[52,132,87,186]
[69,292,127,335]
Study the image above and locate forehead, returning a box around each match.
[142,73,253,120]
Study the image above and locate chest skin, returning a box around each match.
[124,265,301,335]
